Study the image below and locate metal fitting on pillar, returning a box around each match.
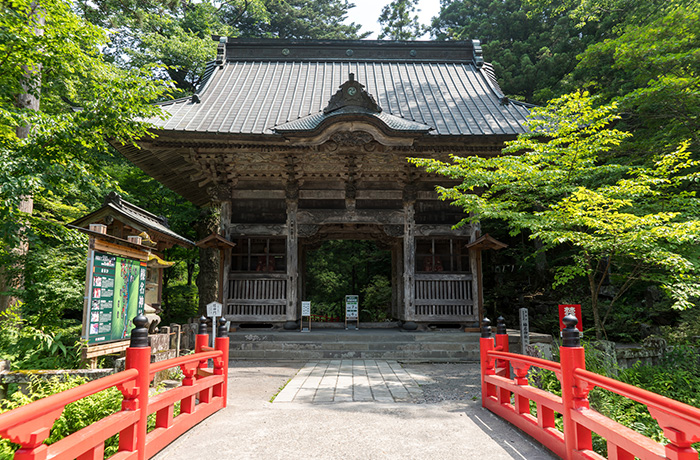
[561,315,580,347]
[496,316,506,335]
[481,317,491,338]
[218,317,228,337]
[199,315,208,336]
[130,314,149,348]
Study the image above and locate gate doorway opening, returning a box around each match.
[303,240,393,323]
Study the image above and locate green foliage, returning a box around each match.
[80,0,265,93]
[430,0,600,103]
[0,0,168,251]
[361,275,392,322]
[0,306,84,370]
[411,92,700,339]
[573,6,700,156]
[238,0,369,40]
[305,241,392,321]
[377,0,425,40]
[161,283,198,325]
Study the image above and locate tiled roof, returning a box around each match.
[71,192,194,248]
[151,39,531,137]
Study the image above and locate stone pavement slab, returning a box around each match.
[152,361,558,460]
[273,360,422,403]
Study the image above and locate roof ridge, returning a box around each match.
[104,192,169,228]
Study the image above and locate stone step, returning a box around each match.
[226,329,483,361]
[228,330,481,343]
[224,328,552,361]
[228,348,480,362]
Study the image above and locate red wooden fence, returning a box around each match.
[0,315,229,460]
[480,315,700,460]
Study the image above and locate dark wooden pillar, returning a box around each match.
[402,202,416,323]
[285,200,299,324]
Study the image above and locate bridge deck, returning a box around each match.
[153,360,556,460]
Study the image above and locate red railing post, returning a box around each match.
[195,316,212,404]
[560,315,591,460]
[495,316,510,377]
[195,315,209,354]
[215,317,230,407]
[495,316,512,404]
[480,318,496,407]
[120,315,152,460]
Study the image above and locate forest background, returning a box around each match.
[0,0,699,370]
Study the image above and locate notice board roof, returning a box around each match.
[70,192,194,249]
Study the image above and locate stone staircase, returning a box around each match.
[228,328,486,362]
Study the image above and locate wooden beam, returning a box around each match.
[232,190,286,199]
[299,189,345,199]
[297,209,405,225]
[355,190,403,200]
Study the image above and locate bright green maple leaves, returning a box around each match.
[411,92,700,338]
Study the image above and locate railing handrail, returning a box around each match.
[574,367,700,422]
[0,368,138,429]
[479,315,700,460]
[149,350,221,375]
[0,315,230,459]
[488,350,562,374]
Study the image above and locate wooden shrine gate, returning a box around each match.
[114,38,527,329]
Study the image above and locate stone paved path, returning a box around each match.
[273,360,422,403]
[152,361,558,460]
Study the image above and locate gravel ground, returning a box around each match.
[403,362,482,404]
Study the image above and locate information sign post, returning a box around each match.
[519,308,530,351]
[301,301,311,332]
[345,295,359,330]
[84,250,147,345]
[207,301,223,345]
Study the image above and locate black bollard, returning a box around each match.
[481,317,492,338]
[130,315,150,348]
[561,315,580,348]
[218,317,228,337]
[497,316,506,335]
[199,315,208,336]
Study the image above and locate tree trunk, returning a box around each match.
[0,9,43,314]
[187,260,194,286]
[195,207,220,316]
[586,258,604,340]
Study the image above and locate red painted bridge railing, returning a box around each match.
[0,315,229,460]
[480,315,700,460]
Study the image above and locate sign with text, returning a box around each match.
[207,301,223,317]
[519,308,530,349]
[559,304,583,331]
[301,301,311,317]
[345,295,359,319]
[86,251,146,344]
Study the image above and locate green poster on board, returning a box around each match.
[86,251,146,344]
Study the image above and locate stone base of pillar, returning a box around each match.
[283,320,298,330]
[401,321,418,331]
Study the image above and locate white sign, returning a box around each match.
[519,308,530,349]
[207,301,223,317]
[345,295,359,319]
[301,301,311,316]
